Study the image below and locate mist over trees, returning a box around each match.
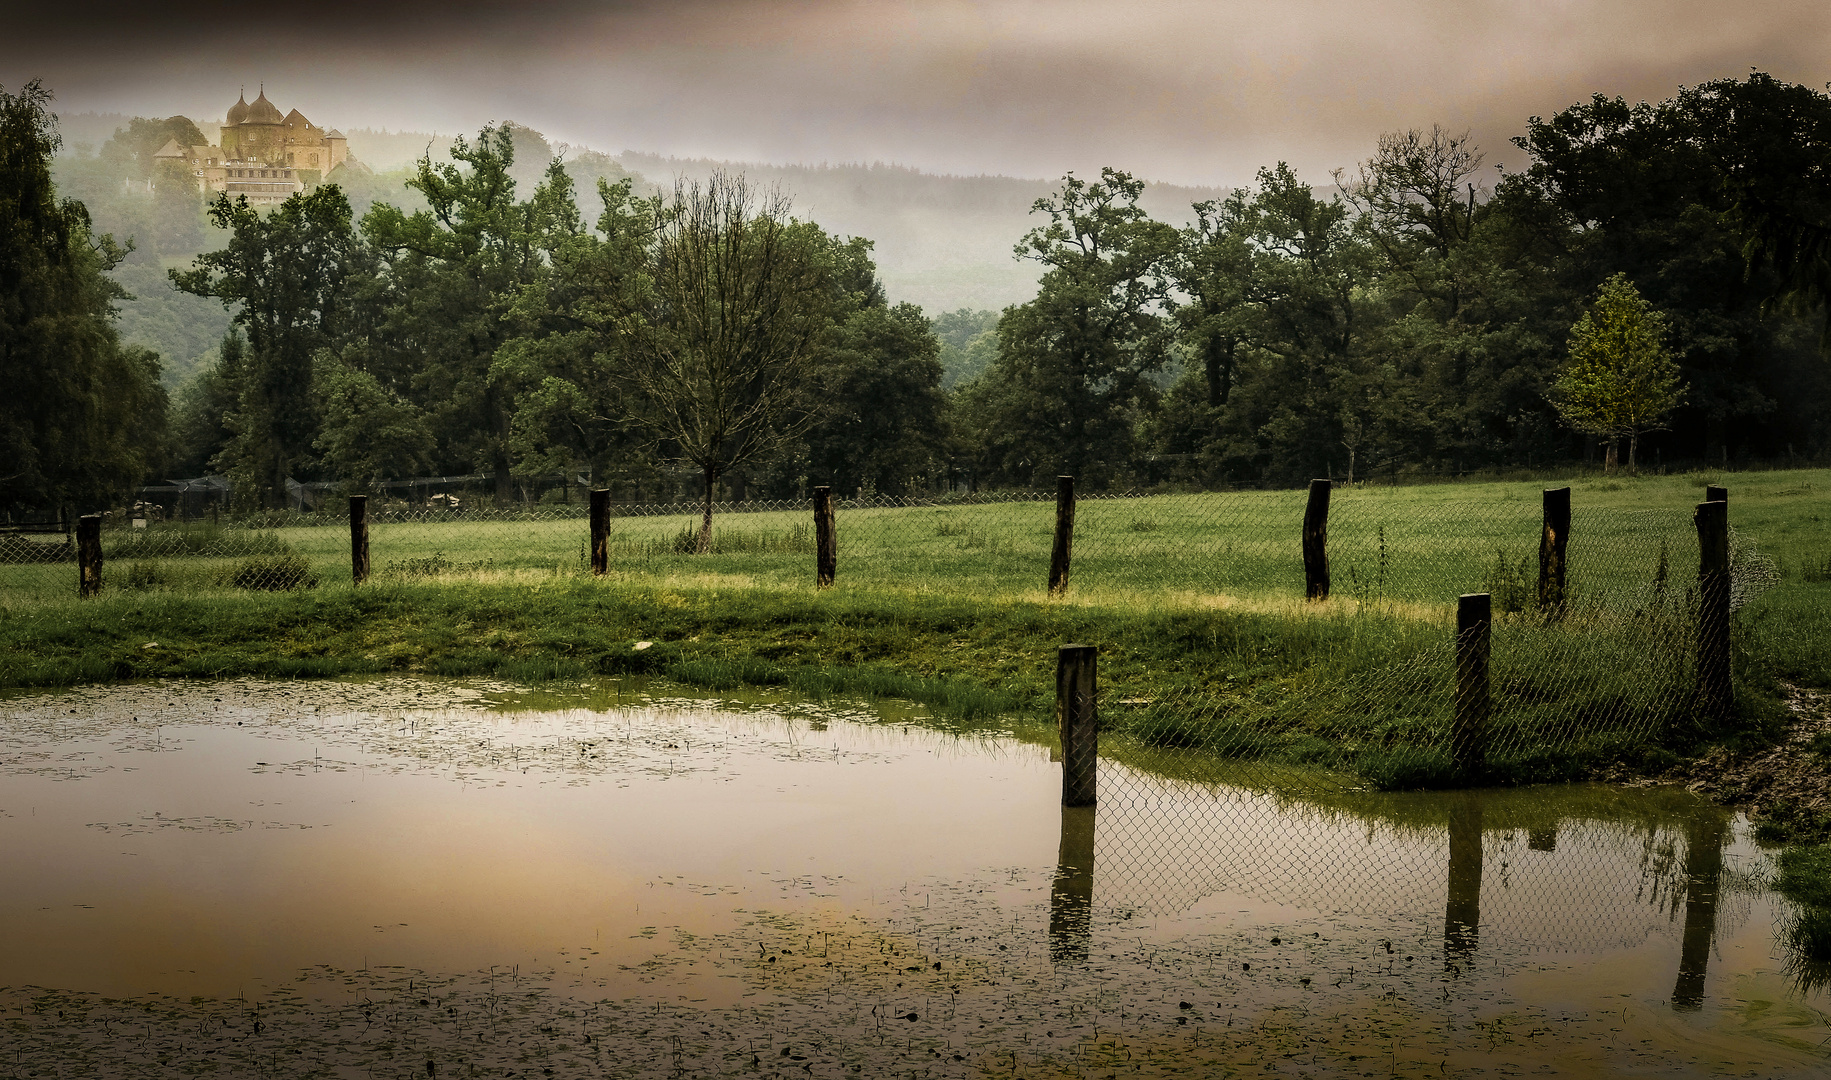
[5,71,1830,519]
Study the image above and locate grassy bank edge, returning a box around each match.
[6,576,1817,787]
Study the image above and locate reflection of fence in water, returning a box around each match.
[1056,761,1751,1007]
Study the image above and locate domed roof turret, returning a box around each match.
[245,89,283,125]
[226,91,249,126]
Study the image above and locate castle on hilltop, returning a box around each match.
[152,88,350,206]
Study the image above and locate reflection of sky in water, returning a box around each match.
[1,676,1826,1075]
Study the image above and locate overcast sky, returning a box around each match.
[6,0,1828,186]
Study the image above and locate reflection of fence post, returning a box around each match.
[1057,644,1097,806]
[1454,593,1491,777]
[1444,796,1483,967]
[589,489,609,576]
[1672,812,1728,1010]
[1049,475,1075,596]
[349,495,369,585]
[813,486,836,588]
[1049,805,1096,966]
[1302,478,1331,600]
[77,514,103,599]
[1538,487,1570,615]
[1695,500,1731,717]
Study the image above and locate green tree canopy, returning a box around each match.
[1,80,168,516]
[171,185,364,507]
[963,168,1178,489]
[1551,272,1685,471]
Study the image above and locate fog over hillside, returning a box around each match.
[619,152,1232,313]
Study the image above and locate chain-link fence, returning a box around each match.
[0,484,1783,599]
[2,481,1809,793]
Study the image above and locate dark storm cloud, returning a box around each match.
[6,0,1828,186]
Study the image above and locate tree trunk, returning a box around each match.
[1628,433,1639,476]
[493,457,512,507]
[698,464,718,555]
[271,444,289,510]
[1604,439,1619,473]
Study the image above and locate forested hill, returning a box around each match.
[620,152,1230,312]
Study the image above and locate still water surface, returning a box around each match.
[2,676,1827,1076]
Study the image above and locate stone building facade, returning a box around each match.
[152,89,349,206]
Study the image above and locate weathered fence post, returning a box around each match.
[1048,475,1075,596]
[813,485,836,588]
[1454,593,1491,777]
[349,495,370,585]
[1302,478,1331,600]
[589,489,610,576]
[1706,484,1728,507]
[77,514,103,599]
[1695,499,1732,717]
[1057,644,1098,807]
[1538,487,1571,615]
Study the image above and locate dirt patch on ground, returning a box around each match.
[1673,686,1831,839]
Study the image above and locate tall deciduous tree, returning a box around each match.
[172,185,362,508]
[363,125,573,504]
[627,172,831,551]
[1552,273,1685,472]
[964,168,1177,488]
[494,175,659,498]
[1,80,168,516]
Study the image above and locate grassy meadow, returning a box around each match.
[3,469,1827,789]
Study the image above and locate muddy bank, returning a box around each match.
[1626,686,1831,843]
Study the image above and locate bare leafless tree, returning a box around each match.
[1336,125,1487,317]
[627,171,829,552]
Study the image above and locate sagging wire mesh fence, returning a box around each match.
[0,484,1783,600]
[0,481,1799,795]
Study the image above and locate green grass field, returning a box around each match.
[4,469,1827,790]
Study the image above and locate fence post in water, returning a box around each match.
[1695,499,1732,717]
[77,514,103,599]
[1049,475,1075,596]
[1302,478,1331,600]
[1057,644,1098,807]
[349,495,370,585]
[813,486,836,588]
[589,488,610,576]
[1538,487,1570,616]
[1454,593,1491,777]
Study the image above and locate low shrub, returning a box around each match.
[228,553,316,591]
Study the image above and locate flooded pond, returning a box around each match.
[2,677,1826,1077]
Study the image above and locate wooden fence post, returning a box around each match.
[1538,487,1571,615]
[1706,484,1728,507]
[1695,499,1732,717]
[349,495,369,585]
[1302,478,1331,600]
[813,486,836,588]
[77,514,103,599]
[1057,644,1098,807]
[1049,476,1075,596]
[1454,593,1491,777]
[589,489,610,576]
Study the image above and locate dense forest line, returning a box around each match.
[4,72,1829,521]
